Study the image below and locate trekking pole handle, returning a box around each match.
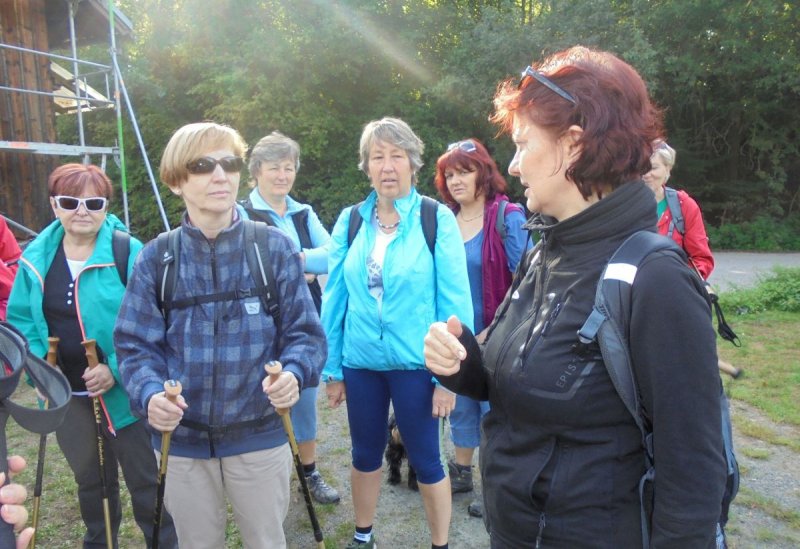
[718,359,742,379]
[82,339,99,368]
[163,380,182,404]
[265,361,289,416]
[46,337,60,367]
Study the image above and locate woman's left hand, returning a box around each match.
[431,386,456,418]
[83,363,115,397]
[263,371,300,410]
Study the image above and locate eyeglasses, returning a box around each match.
[53,196,108,212]
[447,140,477,153]
[519,66,577,105]
[185,156,245,175]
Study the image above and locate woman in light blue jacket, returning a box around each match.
[321,117,473,549]
[238,131,338,505]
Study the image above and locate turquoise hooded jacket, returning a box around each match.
[8,214,143,432]
[321,188,474,382]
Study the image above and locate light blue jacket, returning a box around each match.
[238,189,330,274]
[321,188,473,382]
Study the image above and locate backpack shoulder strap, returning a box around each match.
[664,187,685,237]
[243,220,281,333]
[420,195,439,256]
[347,202,365,248]
[290,209,312,250]
[575,230,682,549]
[495,200,508,243]
[240,198,277,227]
[111,229,131,286]
[156,227,182,317]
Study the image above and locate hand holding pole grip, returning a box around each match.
[82,339,99,369]
[265,361,289,416]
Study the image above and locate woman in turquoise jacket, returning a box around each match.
[7,163,177,548]
[321,117,473,549]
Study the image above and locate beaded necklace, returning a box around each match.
[375,208,400,230]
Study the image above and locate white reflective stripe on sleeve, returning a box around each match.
[604,263,637,285]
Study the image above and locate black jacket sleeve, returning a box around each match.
[630,251,726,549]
[432,323,489,400]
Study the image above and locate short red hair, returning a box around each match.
[47,163,113,199]
[492,46,663,198]
[434,139,507,208]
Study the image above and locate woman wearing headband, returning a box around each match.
[424,47,726,547]
[7,163,177,547]
[433,138,528,518]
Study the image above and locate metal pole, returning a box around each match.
[107,0,130,228]
[66,0,88,164]
[110,55,171,231]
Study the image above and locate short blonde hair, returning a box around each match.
[358,117,424,183]
[160,122,248,188]
[652,141,676,170]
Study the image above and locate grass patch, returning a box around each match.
[740,447,771,460]
[733,416,800,452]
[735,487,800,529]
[717,310,800,427]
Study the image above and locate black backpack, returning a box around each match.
[111,229,131,286]
[240,199,322,314]
[575,230,739,548]
[347,196,439,254]
[154,220,281,332]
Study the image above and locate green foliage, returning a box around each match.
[53,0,800,244]
[708,215,800,251]
[719,267,800,314]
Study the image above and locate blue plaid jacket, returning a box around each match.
[114,216,326,458]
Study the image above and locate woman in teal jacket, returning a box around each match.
[321,117,473,549]
[7,163,177,548]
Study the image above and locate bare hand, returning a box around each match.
[326,381,346,408]
[147,391,188,432]
[304,273,317,283]
[432,385,456,418]
[424,315,467,377]
[82,363,115,397]
[262,369,299,410]
[0,456,34,548]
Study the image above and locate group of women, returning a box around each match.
[4,44,728,549]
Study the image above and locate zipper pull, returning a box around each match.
[535,512,546,548]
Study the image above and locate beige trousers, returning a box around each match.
[162,444,292,548]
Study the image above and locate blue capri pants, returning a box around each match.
[343,367,446,484]
[449,394,490,449]
[290,385,318,443]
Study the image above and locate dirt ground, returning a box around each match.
[282,388,800,549]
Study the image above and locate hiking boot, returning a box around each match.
[345,536,377,549]
[468,498,483,518]
[304,470,340,504]
[448,459,474,494]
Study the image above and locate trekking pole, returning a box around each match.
[81,339,114,549]
[718,359,743,379]
[29,336,59,549]
[265,361,325,549]
[152,380,181,549]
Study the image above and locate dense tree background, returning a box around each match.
[67,0,799,245]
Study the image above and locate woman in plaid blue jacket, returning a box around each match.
[114,122,326,549]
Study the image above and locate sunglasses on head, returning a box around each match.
[185,156,245,175]
[53,195,108,212]
[519,66,577,105]
[447,140,477,153]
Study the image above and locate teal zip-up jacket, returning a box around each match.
[321,188,473,382]
[7,214,143,432]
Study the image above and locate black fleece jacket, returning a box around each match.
[437,182,726,548]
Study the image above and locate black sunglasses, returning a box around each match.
[447,140,477,153]
[519,66,577,105]
[186,156,245,175]
[54,195,108,212]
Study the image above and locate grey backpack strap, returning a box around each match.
[495,200,508,243]
[664,187,685,238]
